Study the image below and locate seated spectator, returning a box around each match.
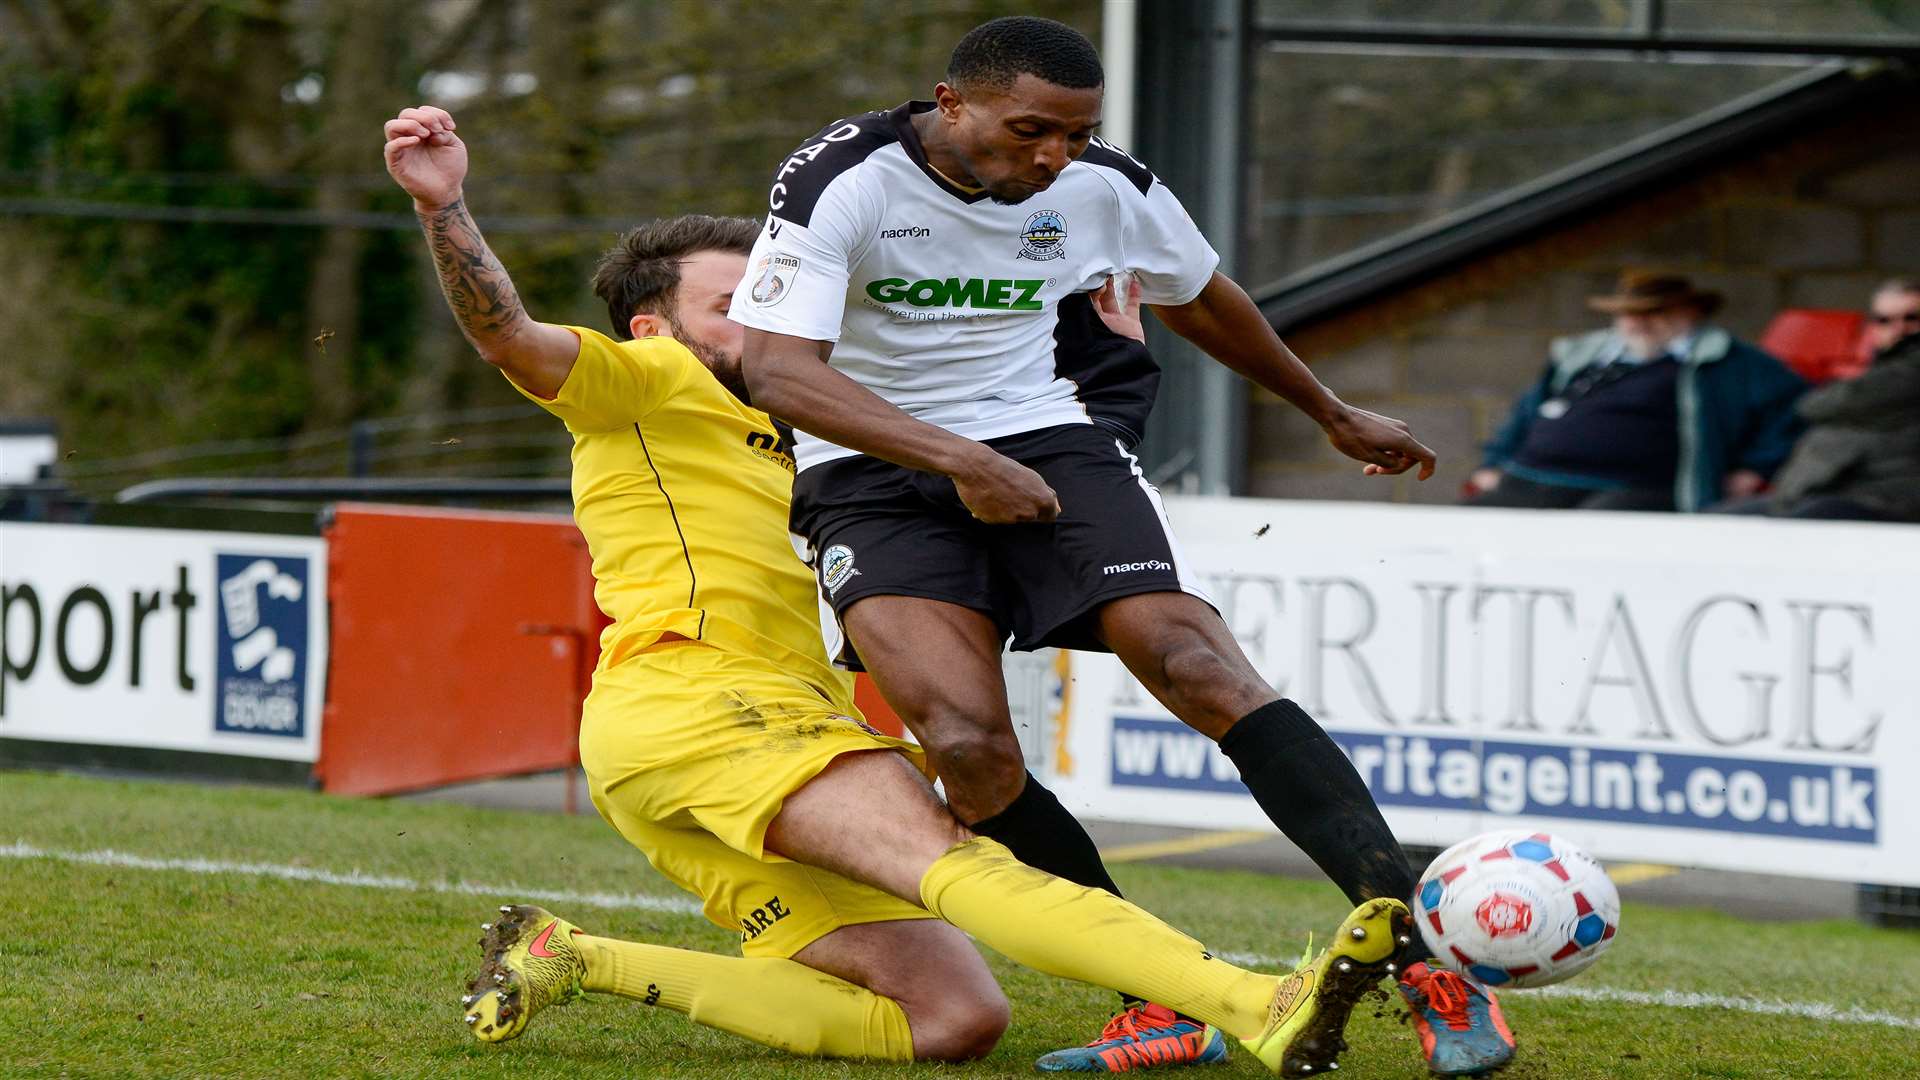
[1466,270,1806,512]
[1709,278,1920,522]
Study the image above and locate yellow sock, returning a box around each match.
[920,837,1277,1039]
[574,935,915,1060]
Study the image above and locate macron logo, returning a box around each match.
[1103,560,1171,575]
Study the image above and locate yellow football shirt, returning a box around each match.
[508,326,849,702]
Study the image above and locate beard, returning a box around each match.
[987,178,1044,205]
[667,317,750,404]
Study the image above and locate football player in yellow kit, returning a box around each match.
[386,103,1409,1075]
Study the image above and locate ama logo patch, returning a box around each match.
[213,554,310,738]
[750,252,800,306]
[1018,209,1066,261]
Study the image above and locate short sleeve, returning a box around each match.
[727,172,872,343]
[507,326,699,434]
[1088,140,1219,306]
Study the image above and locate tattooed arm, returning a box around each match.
[383,106,578,398]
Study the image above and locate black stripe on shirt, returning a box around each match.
[766,109,902,228]
[1078,137,1156,196]
[633,421,699,619]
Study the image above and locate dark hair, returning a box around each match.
[948,16,1103,94]
[591,214,759,339]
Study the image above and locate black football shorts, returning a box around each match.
[788,422,1215,669]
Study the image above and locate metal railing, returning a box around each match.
[55,406,571,500]
[115,477,570,505]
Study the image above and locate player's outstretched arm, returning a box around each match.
[742,329,1061,524]
[383,105,578,399]
[1153,272,1436,480]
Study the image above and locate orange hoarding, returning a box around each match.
[316,503,901,797]
[317,504,601,795]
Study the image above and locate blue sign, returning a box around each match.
[1110,715,1876,844]
[213,553,310,738]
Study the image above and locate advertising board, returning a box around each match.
[0,523,327,762]
[1037,499,1920,885]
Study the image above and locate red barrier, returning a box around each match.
[317,503,902,796]
[318,504,602,796]
[854,672,905,739]
[1761,309,1871,384]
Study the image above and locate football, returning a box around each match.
[1414,829,1620,989]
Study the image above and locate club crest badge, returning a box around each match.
[1018,209,1066,261]
[821,544,860,596]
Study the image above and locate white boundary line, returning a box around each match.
[1530,985,1920,1031]
[1211,948,1920,1032]
[10,840,1918,1032]
[0,840,702,917]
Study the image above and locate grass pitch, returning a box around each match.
[5,770,1917,1079]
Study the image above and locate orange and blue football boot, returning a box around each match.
[1396,962,1515,1076]
[1035,1002,1229,1072]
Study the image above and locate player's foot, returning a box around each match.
[1034,1002,1228,1072]
[1396,962,1515,1076]
[1242,896,1413,1077]
[462,904,588,1042]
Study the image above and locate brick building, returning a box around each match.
[1247,65,1920,505]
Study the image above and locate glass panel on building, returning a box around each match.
[1247,49,1822,288]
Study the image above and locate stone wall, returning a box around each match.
[1245,79,1920,505]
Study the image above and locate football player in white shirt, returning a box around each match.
[734,18,1510,1077]
[395,106,1412,1073]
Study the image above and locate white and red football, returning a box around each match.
[1414,829,1620,989]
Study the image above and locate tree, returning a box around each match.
[0,0,1097,479]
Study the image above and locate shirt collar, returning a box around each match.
[1603,331,1694,365]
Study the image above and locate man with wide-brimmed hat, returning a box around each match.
[1467,269,1807,512]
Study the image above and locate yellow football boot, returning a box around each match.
[462,904,588,1042]
[1243,897,1414,1076]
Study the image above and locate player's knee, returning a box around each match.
[1160,638,1251,699]
[911,989,1010,1061]
[956,991,1013,1059]
[1154,638,1269,733]
[924,718,1025,789]
[904,681,1010,736]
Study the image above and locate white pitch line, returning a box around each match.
[10,841,1918,1033]
[0,840,702,917]
[1532,985,1920,1031]
[1205,948,1920,1032]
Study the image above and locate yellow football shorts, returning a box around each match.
[579,639,939,958]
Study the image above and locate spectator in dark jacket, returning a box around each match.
[1466,270,1807,512]
[1710,279,1920,522]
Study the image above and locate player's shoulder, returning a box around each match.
[573,323,684,358]
[570,324,702,379]
[768,107,903,227]
[1071,136,1157,197]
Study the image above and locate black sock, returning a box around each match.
[967,771,1124,895]
[1218,699,1418,914]
[969,772,1149,1011]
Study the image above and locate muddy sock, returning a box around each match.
[968,771,1147,1012]
[920,838,1276,1039]
[576,936,915,1059]
[1218,699,1418,912]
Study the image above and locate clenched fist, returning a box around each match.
[383,105,467,211]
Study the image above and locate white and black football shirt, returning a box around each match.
[727,100,1219,473]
